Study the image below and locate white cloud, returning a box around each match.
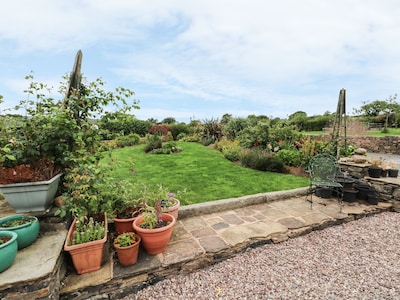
[0,1,400,121]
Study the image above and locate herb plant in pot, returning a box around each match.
[64,216,107,275]
[0,230,18,273]
[132,201,176,255]
[113,231,141,266]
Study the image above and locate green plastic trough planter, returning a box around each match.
[0,173,62,213]
[0,214,40,249]
[0,231,18,273]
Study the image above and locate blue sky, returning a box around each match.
[0,1,399,123]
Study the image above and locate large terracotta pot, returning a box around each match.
[132,213,176,255]
[114,235,141,266]
[64,215,108,275]
[0,214,40,249]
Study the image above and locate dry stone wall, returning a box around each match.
[310,135,400,154]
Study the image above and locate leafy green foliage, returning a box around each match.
[71,217,105,245]
[170,123,190,140]
[114,232,137,247]
[240,148,284,172]
[275,149,302,166]
[115,133,141,148]
[58,158,115,219]
[143,134,162,153]
[215,139,241,161]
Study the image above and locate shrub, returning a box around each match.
[143,134,162,153]
[176,133,188,141]
[240,148,284,172]
[202,137,215,146]
[115,133,140,148]
[275,149,302,166]
[148,125,172,136]
[151,141,181,154]
[215,139,241,161]
[222,145,241,162]
[170,123,190,140]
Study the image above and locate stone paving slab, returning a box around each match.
[0,230,67,286]
[219,220,288,245]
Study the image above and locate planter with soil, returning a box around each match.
[0,160,62,213]
[0,231,18,273]
[0,214,40,249]
[132,213,176,255]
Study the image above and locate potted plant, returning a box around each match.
[0,214,40,249]
[63,215,107,275]
[59,159,116,275]
[368,159,382,178]
[113,231,141,266]
[388,161,399,177]
[381,160,388,177]
[109,181,145,235]
[0,230,18,273]
[132,201,176,255]
[140,184,181,221]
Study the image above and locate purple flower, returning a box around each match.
[168,193,174,198]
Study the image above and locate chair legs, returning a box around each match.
[306,185,343,212]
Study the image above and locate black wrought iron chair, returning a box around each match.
[305,154,343,212]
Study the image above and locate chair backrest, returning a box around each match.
[308,154,339,181]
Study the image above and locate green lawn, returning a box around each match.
[104,142,309,206]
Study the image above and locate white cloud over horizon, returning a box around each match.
[0,1,399,122]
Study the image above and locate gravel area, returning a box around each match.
[124,212,400,300]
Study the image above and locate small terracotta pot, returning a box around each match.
[114,235,141,266]
[162,199,180,220]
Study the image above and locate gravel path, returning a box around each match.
[124,212,400,300]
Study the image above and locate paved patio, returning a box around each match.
[0,188,395,299]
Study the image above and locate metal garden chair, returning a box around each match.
[305,154,343,212]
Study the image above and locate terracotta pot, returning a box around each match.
[113,235,141,266]
[132,213,176,255]
[64,215,108,275]
[113,217,137,235]
[162,198,180,220]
